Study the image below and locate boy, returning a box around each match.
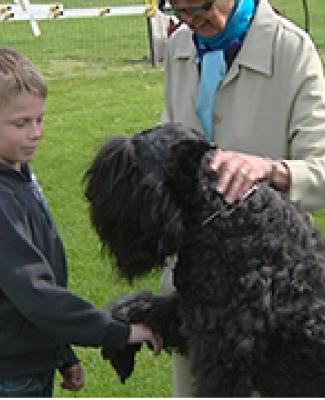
[0,48,162,397]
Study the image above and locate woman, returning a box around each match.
[159,0,325,396]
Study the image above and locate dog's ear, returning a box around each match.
[84,136,139,258]
[170,128,215,177]
[165,129,216,204]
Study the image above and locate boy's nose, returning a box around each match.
[29,120,42,139]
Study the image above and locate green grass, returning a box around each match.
[34,65,168,398]
[1,0,325,397]
[1,14,151,67]
[1,7,168,396]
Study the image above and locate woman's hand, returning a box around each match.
[210,149,290,203]
[128,324,163,355]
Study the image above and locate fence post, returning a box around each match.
[301,0,310,33]
[144,0,156,67]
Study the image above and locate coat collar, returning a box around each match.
[172,24,197,62]
[223,0,278,85]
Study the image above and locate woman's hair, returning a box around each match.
[0,47,47,107]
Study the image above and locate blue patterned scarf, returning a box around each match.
[195,0,256,141]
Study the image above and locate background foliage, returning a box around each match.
[0,0,324,396]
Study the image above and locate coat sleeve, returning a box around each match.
[284,36,325,212]
[0,189,130,350]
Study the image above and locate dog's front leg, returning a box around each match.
[103,291,185,383]
[110,290,184,350]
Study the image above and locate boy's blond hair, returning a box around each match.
[0,48,47,107]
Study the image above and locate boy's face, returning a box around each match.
[0,92,45,171]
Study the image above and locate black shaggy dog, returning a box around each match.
[85,123,325,397]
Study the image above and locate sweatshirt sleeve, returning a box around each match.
[0,188,130,350]
[57,345,80,373]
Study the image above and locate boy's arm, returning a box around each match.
[0,190,129,350]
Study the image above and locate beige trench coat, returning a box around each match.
[161,0,325,396]
[162,0,325,213]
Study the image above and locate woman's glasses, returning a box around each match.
[160,0,214,16]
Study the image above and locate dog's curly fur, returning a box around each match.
[85,123,325,396]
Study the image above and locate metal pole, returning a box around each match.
[144,0,156,67]
[146,15,155,67]
[301,0,310,33]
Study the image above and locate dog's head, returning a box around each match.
[84,123,214,280]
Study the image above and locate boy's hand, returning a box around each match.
[60,362,85,391]
[129,323,163,355]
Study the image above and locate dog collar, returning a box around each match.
[202,184,258,226]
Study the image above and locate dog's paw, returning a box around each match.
[109,291,185,352]
[102,343,142,383]
[109,291,155,324]
[103,291,159,383]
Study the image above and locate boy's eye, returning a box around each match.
[12,115,44,128]
[13,119,27,128]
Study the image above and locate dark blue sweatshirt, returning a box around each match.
[0,163,129,377]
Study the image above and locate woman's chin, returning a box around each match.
[194,23,219,38]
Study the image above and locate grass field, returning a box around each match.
[1,0,325,397]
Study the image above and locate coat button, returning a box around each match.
[213,113,222,124]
